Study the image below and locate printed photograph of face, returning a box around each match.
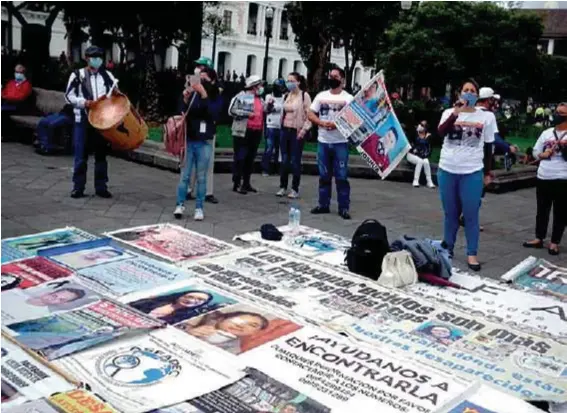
[1,257,74,292]
[355,81,388,123]
[50,246,131,270]
[412,321,467,346]
[178,304,301,355]
[128,285,237,325]
[1,273,22,291]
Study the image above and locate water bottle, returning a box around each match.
[289,206,296,228]
[294,206,301,229]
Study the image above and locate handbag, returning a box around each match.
[378,251,418,288]
[163,92,196,161]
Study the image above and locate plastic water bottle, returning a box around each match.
[289,206,296,228]
[294,206,301,229]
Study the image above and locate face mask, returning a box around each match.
[460,92,478,107]
[88,57,103,70]
[552,113,567,126]
[417,125,425,133]
[286,82,297,91]
[194,67,202,75]
[256,87,264,96]
[328,78,341,89]
[14,73,25,82]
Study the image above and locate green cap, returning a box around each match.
[195,56,213,68]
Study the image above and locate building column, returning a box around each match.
[257,5,265,39]
[547,38,555,55]
[273,8,281,46]
[242,3,249,39]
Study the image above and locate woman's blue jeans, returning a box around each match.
[438,168,483,256]
[177,140,212,209]
[279,127,304,192]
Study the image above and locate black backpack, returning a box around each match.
[345,219,390,280]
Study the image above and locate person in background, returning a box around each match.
[226,70,231,81]
[437,79,497,271]
[308,67,354,219]
[35,103,74,155]
[262,79,285,177]
[232,70,238,82]
[523,102,567,256]
[2,64,33,138]
[65,45,117,199]
[407,120,435,188]
[229,75,265,195]
[186,57,220,204]
[174,67,222,221]
[277,72,312,199]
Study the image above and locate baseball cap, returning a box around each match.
[479,87,495,100]
[194,56,213,68]
[85,45,104,57]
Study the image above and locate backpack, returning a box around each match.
[163,93,197,160]
[378,251,418,288]
[345,219,390,280]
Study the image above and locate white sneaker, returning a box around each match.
[412,181,420,187]
[174,205,185,219]
[276,188,286,197]
[288,190,299,199]
[427,182,436,188]
[194,208,204,221]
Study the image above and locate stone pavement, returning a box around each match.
[2,142,565,279]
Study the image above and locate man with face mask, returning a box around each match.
[65,45,117,199]
[2,64,33,137]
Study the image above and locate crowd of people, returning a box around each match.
[2,46,566,263]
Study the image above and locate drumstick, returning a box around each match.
[106,79,119,99]
[1,331,80,386]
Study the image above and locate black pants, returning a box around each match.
[536,178,567,244]
[232,129,262,188]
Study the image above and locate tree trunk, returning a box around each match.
[306,40,330,94]
[137,17,161,122]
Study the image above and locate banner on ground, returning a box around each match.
[5,298,163,360]
[1,340,74,409]
[2,228,99,264]
[105,224,237,263]
[335,71,410,179]
[53,327,245,413]
[234,224,350,267]
[501,256,567,301]
[1,257,73,292]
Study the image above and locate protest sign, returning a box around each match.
[238,326,469,413]
[106,224,237,263]
[5,299,163,360]
[234,225,350,267]
[1,340,74,409]
[501,257,567,301]
[2,228,99,264]
[1,257,73,292]
[124,279,238,325]
[1,278,100,326]
[335,71,410,179]
[53,327,245,413]
[405,270,567,342]
[49,389,120,413]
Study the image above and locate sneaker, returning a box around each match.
[95,189,113,198]
[276,188,286,197]
[288,190,299,199]
[310,206,330,214]
[412,181,420,187]
[242,185,258,193]
[426,182,436,188]
[173,205,185,219]
[70,189,85,199]
[194,208,204,221]
[205,195,219,204]
[339,210,351,220]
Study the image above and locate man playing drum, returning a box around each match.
[65,45,117,199]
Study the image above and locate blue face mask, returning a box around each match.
[88,57,103,70]
[461,92,478,107]
[14,73,25,82]
[286,81,297,91]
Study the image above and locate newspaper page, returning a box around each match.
[501,257,567,301]
[2,398,61,413]
[49,389,120,413]
[1,257,73,292]
[5,299,163,360]
[1,340,74,409]
[335,71,411,179]
[105,224,237,263]
[53,327,245,413]
[2,228,99,264]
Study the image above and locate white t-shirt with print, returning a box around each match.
[310,90,354,144]
[438,108,497,174]
[533,127,567,180]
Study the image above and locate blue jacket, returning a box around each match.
[178,92,222,141]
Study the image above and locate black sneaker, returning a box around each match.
[70,189,85,199]
[339,210,351,220]
[242,185,257,193]
[95,189,113,199]
[232,184,240,193]
[310,206,330,214]
[205,195,219,204]
[186,192,194,200]
[238,188,248,195]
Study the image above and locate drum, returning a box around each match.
[88,93,148,151]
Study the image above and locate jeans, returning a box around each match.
[438,168,483,256]
[189,135,215,196]
[72,119,109,192]
[37,113,72,152]
[535,179,567,244]
[279,127,304,192]
[232,129,262,188]
[177,140,213,209]
[317,142,350,211]
[261,128,280,174]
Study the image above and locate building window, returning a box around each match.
[553,39,567,57]
[247,3,258,35]
[223,10,232,31]
[1,20,7,47]
[280,11,289,40]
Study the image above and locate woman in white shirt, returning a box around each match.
[523,103,567,256]
[437,79,496,271]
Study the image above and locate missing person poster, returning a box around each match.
[1,340,74,409]
[335,71,410,179]
[106,224,237,263]
[1,257,73,292]
[501,257,567,301]
[2,228,99,264]
[5,299,163,360]
[53,327,245,413]
[1,278,100,326]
